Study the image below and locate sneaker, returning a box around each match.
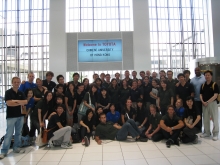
[48,140,54,148]
[13,148,25,153]
[136,137,148,142]
[200,133,210,138]
[166,140,172,148]
[212,135,218,141]
[81,139,85,145]
[84,136,90,147]
[193,135,198,144]
[0,153,6,159]
[61,144,73,149]
[68,141,73,146]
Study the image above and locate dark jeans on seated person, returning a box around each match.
[80,126,91,140]
[29,118,40,137]
[182,126,200,143]
[116,119,141,141]
[162,129,181,142]
[148,129,164,142]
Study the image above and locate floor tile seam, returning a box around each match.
[79,145,86,165]
[205,153,220,164]
[136,142,151,165]
[119,141,126,165]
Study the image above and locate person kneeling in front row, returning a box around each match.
[95,113,147,144]
[47,104,72,149]
[182,96,201,144]
[160,105,184,148]
[145,104,163,142]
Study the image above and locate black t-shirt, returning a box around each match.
[98,95,111,106]
[75,91,85,106]
[108,86,119,104]
[83,92,96,106]
[121,107,136,121]
[95,122,118,140]
[184,106,201,129]
[200,81,219,102]
[136,106,148,124]
[130,88,143,102]
[5,88,26,118]
[176,82,194,102]
[143,83,152,102]
[119,87,131,104]
[167,79,178,96]
[103,82,111,89]
[65,91,76,108]
[31,99,53,120]
[47,112,66,139]
[158,88,174,107]
[33,87,45,100]
[161,114,181,127]
[81,115,95,131]
[42,80,56,92]
[149,112,162,130]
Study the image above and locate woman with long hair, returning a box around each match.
[65,82,76,126]
[121,99,136,124]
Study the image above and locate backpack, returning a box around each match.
[0,135,14,148]
[202,82,220,102]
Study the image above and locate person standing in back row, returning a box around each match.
[200,70,219,141]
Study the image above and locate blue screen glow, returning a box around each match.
[78,40,122,62]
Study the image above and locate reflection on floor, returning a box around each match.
[0,109,220,165]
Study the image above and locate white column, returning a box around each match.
[133,0,151,74]
[211,0,220,58]
[49,0,67,81]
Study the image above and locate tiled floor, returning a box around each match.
[0,109,220,165]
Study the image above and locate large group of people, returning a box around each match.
[0,68,219,159]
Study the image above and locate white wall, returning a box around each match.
[49,0,151,78]
[49,0,67,81]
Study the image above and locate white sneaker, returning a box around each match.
[61,144,73,149]
[0,153,6,159]
[200,133,210,138]
[212,135,218,141]
[48,140,54,148]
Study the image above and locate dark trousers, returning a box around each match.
[194,101,202,131]
[162,129,181,142]
[80,126,91,140]
[149,129,164,142]
[116,119,141,141]
[29,118,40,137]
[182,126,200,143]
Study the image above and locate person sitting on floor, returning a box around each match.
[106,103,120,124]
[47,104,72,149]
[95,113,147,144]
[160,105,184,148]
[145,104,163,142]
[182,96,201,144]
[80,109,95,147]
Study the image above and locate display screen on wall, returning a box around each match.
[78,39,122,62]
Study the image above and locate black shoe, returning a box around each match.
[174,139,180,146]
[136,137,148,142]
[166,140,172,148]
[84,136,90,147]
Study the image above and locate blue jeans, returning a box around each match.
[1,116,24,154]
[116,119,141,141]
